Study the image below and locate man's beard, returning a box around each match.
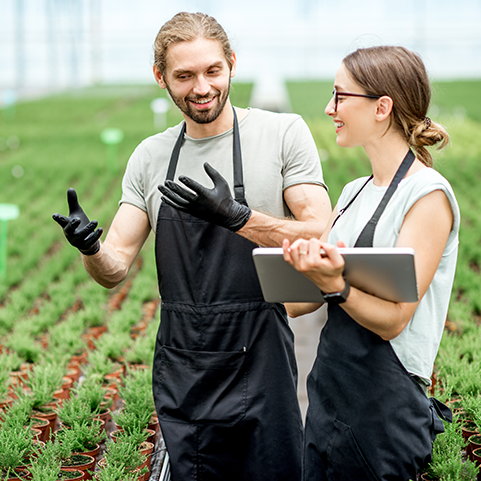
[165,77,231,125]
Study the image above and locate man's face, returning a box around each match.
[157,38,235,125]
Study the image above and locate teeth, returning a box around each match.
[193,98,213,104]
[335,122,344,128]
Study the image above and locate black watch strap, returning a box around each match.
[321,279,350,305]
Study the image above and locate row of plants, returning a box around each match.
[0,80,480,479]
[0,362,160,480]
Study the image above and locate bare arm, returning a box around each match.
[284,190,453,339]
[237,183,331,247]
[82,203,151,288]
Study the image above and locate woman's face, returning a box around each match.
[325,63,379,148]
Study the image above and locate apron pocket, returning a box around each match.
[326,419,379,481]
[157,345,247,426]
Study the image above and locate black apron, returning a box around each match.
[152,110,303,481]
[303,151,451,481]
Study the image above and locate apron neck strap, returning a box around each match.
[355,149,416,247]
[165,107,247,205]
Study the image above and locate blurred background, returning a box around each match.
[2,0,481,98]
[1,0,481,424]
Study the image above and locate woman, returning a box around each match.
[283,46,460,480]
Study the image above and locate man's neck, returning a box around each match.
[183,101,235,139]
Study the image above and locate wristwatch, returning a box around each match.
[321,279,350,304]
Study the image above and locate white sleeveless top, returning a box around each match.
[328,167,460,384]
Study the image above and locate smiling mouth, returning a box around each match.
[189,96,215,106]
[335,121,344,128]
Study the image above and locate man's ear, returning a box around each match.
[153,66,167,89]
[375,96,393,122]
[230,52,237,78]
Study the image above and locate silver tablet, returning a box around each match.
[252,247,418,303]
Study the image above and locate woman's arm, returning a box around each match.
[283,190,453,339]
[284,206,339,317]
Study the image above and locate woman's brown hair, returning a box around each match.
[153,12,233,75]
[343,46,448,167]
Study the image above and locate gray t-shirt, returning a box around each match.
[120,108,326,230]
[328,167,460,383]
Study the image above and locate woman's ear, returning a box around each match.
[375,96,393,122]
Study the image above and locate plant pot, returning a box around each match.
[0,468,31,480]
[111,428,156,445]
[31,407,57,441]
[96,459,145,481]
[148,413,160,444]
[70,351,88,365]
[462,420,479,444]
[73,444,100,470]
[139,441,154,475]
[472,447,481,467]
[66,366,82,383]
[58,468,84,480]
[468,434,481,463]
[61,454,95,480]
[0,397,13,412]
[31,416,50,442]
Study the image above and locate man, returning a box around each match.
[53,12,331,480]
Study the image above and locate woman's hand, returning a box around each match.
[282,238,346,294]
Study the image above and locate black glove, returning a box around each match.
[52,188,102,255]
[158,162,251,232]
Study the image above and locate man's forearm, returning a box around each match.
[81,242,130,289]
[237,210,325,247]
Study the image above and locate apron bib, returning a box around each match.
[152,110,303,481]
[303,151,451,481]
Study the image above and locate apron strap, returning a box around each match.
[166,122,186,182]
[355,149,416,247]
[164,108,247,205]
[232,108,247,205]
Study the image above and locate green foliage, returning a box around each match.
[0,424,33,472]
[426,416,479,480]
[55,420,104,453]
[101,436,147,475]
[57,396,96,427]
[74,376,111,415]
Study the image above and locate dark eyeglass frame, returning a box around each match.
[332,89,382,112]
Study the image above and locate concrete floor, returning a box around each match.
[289,305,328,422]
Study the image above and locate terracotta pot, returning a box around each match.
[148,413,160,444]
[61,454,95,480]
[66,366,82,383]
[10,369,28,387]
[87,325,108,339]
[462,420,479,443]
[58,468,84,480]
[31,416,50,442]
[468,434,481,463]
[31,407,57,441]
[111,428,156,445]
[70,351,88,365]
[73,444,100,470]
[139,440,154,475]
[0,397,13,412]
[1,468,31,480]
[94,409,110,432]
[472,447,481,467]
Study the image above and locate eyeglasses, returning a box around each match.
[332,89,382,112]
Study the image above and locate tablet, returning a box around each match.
[252,247,418,303]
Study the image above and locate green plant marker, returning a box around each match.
[100,128,124,174]
[0,203,20,279]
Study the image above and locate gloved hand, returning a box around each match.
[158,162,252,232]
[52,188,102,255]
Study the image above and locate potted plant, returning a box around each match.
[74,376,112,427]
[48,435,96,480]
[0,424,33,480]
[97,435,148,481]
[0,367,13,411]
[56,419,104,462]
[57,396,95,428]
[110,429,154,477]
[94,463,138,481]
[421,414,479,480]
[28,439,83,481]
